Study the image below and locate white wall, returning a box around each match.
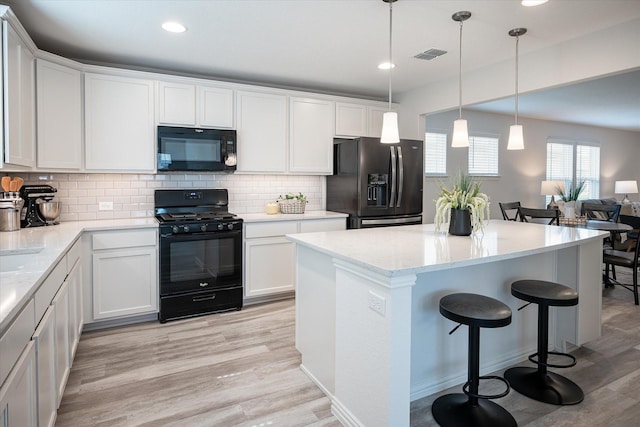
[422,109,640,223]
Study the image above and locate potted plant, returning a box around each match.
[556,180,585,219]
[434,172,490,235]
[277,192,308,214]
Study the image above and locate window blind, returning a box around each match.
[546,140,600,201]
[424,132,447,175]
[468,135,499,175]
[576,145,600,199]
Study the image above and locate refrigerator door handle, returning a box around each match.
[389,146,396,208]
[396,146,403,207]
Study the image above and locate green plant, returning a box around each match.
[434,172,490,232]
[557,180,586,202]
[278,192,307,203]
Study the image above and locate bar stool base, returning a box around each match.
[432,393,517,427]
[504,367,584,405]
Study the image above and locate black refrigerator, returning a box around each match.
[326,137,423,229]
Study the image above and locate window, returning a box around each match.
[546,140,600,201]
[468,135,499,176]
[424,132,447,175]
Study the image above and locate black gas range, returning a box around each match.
[155,189,243,323]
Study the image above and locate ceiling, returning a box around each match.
[4,0,640,131]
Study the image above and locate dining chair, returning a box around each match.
[603,215,640,305]
[499,201,521,221]
[581,203,621,222]
[517,207,560,225]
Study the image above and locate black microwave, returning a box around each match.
[157,126,237,172]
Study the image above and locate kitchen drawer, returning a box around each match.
[159,286,242,323]
[0,299,35,387]
[299,218,346,233]
[92,229,156,250]
[244,221,298,239]
[34,258,67,324]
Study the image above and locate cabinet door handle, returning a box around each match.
[193,294,216,302]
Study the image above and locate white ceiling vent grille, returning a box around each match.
[414,48,447,61]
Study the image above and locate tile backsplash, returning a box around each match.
[18,173,325,222]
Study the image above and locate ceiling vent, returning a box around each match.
[414,48,447,61]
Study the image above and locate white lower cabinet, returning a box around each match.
[32,306,56,427]
[91,229,158,320]
[51,281,70,408]
[243,218,346,299]
[0,342,37,427]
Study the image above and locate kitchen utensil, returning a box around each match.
[1,176,10,192]
[37,200,61,223]
[13,177,23,191]
[0,199,24,232]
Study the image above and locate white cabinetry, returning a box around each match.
[51,280,70,408]
[244,218,346,299]
[335,102,391,138]
[157,80,234,128]
[2,20,35,168]
[289,97,334,174]
[32,306,56,427]
[35,59,82,170]
[0,342,37,427]
[91,229,158,320]
[84,73,155,172]
[236,90,288,173]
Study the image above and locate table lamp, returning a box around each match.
[541,180,565,209]
[615,180,638,204]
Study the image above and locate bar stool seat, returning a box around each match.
[504,279,584,405]
[432,293,516,427]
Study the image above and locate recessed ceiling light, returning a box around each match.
[521,0,549,6]
[162,22,187,33]
[378,62,396,70]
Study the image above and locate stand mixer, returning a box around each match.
[19,184,60,227]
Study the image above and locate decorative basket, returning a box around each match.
[278,200,306,214]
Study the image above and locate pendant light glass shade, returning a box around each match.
[451,119,469,147]
[381,112,400,143]
[380,0,399,144]
[507,125,524,150]
[507,28,526,150]
[451,11,471,148]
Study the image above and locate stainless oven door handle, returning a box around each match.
[193,294,216,302]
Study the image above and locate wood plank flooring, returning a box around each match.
[57,270,640,427]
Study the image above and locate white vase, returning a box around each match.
[564,201,576,219]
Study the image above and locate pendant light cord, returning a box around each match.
[458,19,463,119]
[514,35,519,125]
[388,1,393,112]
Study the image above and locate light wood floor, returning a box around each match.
[57,271,640,427]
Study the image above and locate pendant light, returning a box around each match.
[451,11,471,148]
[507,28,527,150]
[380,0,400,144]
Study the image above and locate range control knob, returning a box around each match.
[182,225,190,233]
[227,223,234,230]
[172,226,179,234]
[200,224,207,232]
[217,223,224,231]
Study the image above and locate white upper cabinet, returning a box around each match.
[2,20,35,168]
[36,59,82,170]
[289,96,334,174]
[335,101,393,138]
[157,79,234,128]
[157,81,196,126]
[84,72,155,172]
[236,90,288,173]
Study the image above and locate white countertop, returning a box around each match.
[286,220,607,278]
[240,210,348,223]
[0,218,158,334]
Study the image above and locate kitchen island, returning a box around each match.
[287,220,607,427]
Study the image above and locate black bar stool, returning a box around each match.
[504,279,584,405]
[432,293,516,427]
